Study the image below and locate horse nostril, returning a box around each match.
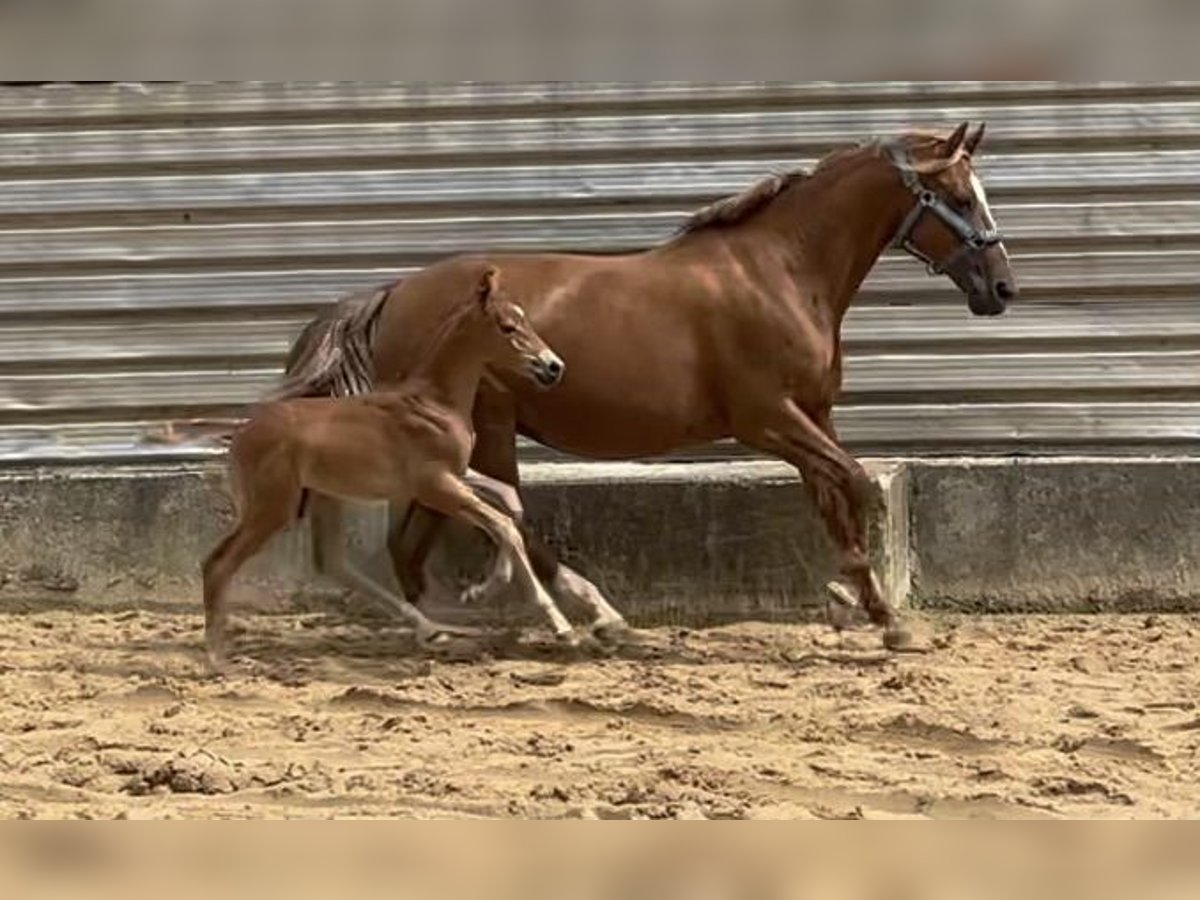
[995,280,1016,301]
[546,358,563,378]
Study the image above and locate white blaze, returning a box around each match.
[969,171,1008,260]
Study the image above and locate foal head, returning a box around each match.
[473,267,565,388]
[884,122,1017,317]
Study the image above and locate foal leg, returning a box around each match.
[385,474,516,610]
[309,493,475,645]
[418,475,578,643]
[461,388,631,634]
[202,506,292,671]
[746,400,910,650]
[455,470,520,604]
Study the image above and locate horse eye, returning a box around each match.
[500,324,517,335]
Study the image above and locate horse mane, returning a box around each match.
[675,132,959,236]
[675,141,877,236]
[677,171,807,235]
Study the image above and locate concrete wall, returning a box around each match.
[2,457,1198,623]
[0,461,908,627]
[908,458,1200,613]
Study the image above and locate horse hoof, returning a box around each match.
[205,641,228,675]
[591,620,633,645]
[882,624,923,653]
[418,624,482,647]
[459,585,486,605]
[560,630,610,660]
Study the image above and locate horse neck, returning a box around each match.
[756,154,913,324]
[404,304,488,415]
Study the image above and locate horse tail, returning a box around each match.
[268,280,396,402]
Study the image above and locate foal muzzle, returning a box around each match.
[531,351,565,387]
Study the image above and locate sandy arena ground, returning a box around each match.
[0,608,1198,819]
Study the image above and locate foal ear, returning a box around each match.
[942,121,971,159]
[478,266,499,308]
[964,122,987,156]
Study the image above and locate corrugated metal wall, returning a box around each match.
[1,80,1199,465]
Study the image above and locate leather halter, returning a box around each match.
[885,142,1002,275]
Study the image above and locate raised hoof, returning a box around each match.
[824,581,869,631]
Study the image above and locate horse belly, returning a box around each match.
[511,360,722,458]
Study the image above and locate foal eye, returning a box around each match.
[500,324,517,335]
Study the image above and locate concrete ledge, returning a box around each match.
[492,461,908,627]
[909,457,1200,613]
[5,456,1198,621]
[0,460,907,627]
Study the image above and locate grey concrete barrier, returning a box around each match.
[3,456,1199,623]
[908,457,1200,613]
[0,460,907,627]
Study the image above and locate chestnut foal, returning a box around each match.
[201,266,568,670]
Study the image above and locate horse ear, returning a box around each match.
[943,121,971,159]
[478,266,499,308]
[964,122,987,156]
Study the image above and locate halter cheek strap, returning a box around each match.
[885,143,1002,276]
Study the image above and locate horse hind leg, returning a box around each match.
[389,471,526,608]
[435,470,629,640]
[418,475,577,644]
[309,493,477,644]
[452,469,630,638]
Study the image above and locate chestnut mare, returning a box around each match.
[199,266,568,670]
[280,122,1017,650]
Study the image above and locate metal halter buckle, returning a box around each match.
[885,143,1002,276]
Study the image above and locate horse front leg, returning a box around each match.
[744,400,913,651]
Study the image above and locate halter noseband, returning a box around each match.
[885,142,1002,276]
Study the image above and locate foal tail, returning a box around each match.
[140,280,394,450]
[268,279,395,401]
[140,418,246,447]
